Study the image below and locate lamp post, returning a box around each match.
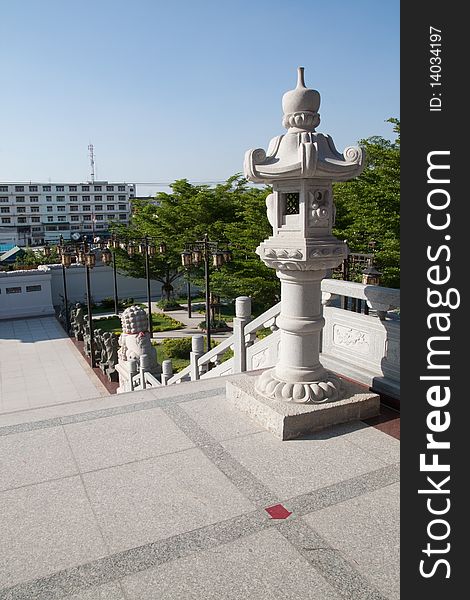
[102,234,165,333]
[78,247,97,368]
[182,234,232,350]
[60,251,72,334]
[100,246,118,315]
[52,235,109,367]
[362,264,382,286]
[44,240,71,335]
[181,251,193,318]
[102,235,120,316]
[135,236,158,336]
[44,241,72,334]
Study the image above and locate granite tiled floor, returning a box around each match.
[0,317,108,413]
[0,377,400,599]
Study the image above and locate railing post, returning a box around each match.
[233,296,251,373]
[140,354,149,389]
[190,335,205,380]
[128,358,138,391]
[161,359,173,385]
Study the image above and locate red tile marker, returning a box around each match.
[265,504,292,519]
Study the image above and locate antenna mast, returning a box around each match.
[88,144,95,183]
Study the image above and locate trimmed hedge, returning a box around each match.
[160,337,193,359]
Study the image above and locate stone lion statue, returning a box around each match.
[118,305,160,374]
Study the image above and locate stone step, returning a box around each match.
[0,375,231,431]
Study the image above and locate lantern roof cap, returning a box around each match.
[244,67,365,184]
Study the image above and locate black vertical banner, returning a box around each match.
[401,3,466,598]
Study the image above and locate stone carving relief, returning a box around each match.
[309,246,345,258]
[333,324,370,355]
[308,190,329,226]
[252,348,268,370]
[266,193,275,228]
[264,248,303,260]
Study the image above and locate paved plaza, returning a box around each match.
[0,317,108,414]
[0,375,399,599]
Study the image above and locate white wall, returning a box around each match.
[41,264,184,306]
[0,269,54,319]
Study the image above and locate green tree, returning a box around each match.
[113,121,400,310]
[111,176,278,310]
[332,119,400,288]
[14,247,60,268]
[110,215,181,302]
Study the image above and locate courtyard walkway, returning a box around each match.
[0,375,399,599]
[0,317,108,414]
[150,302,232,341]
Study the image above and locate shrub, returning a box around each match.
[219,347,234,362]
[157,299,183,310]
[157,299,182,311]
[100,297,116,309]
[161,337,193,359]
[198,319,229,331]
[153,314,185,331]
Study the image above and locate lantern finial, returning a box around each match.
[281,66,321,131]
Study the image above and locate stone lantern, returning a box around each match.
[244,67,365,404]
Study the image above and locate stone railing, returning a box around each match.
[321,278,400,320]
[116,354,167,392]
[163,280,400,400]
[320,279,400,399]
[165,298,282,386]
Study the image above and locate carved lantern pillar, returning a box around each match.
[244,67,365,403]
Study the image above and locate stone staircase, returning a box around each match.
[116,279,400,401]
[0,371,399,599]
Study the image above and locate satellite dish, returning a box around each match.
[71,232,81,241]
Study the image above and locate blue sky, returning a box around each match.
[0,0,399,195]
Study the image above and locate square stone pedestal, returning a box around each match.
[225,371,380,440]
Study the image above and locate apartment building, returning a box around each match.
[0,181,135,246]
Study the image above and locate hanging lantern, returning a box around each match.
[61,252,72,268]
[159,241,167,254]
[127,241,136,257]
[85,251,96,269]
[148,243,157,256]
[213,251,224,268]
[222,249,232,263]
[181,250,192,268]
[43,244,51,258]
[362,265,382,286]
[77,249,86,265]
[138,241,146,254]
[192,249,202,266]
[101,248,112,265]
